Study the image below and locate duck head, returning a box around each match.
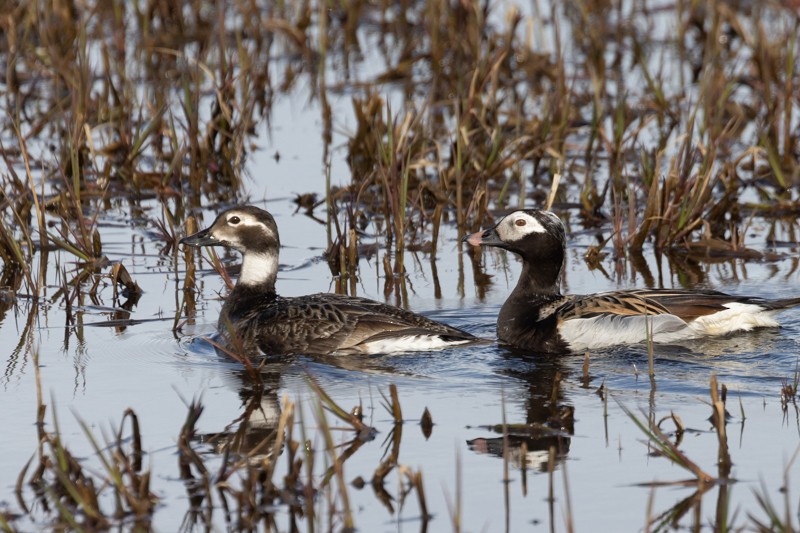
[464,209,566,293]
[181,206,280,289]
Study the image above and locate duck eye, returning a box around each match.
[228,216,241,225]
[514,219,526,227]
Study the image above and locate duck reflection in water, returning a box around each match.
[467,355,574,472]
[179,351,419,530]
[463,238,574,471]
[175,365,288,531]
[185,352,388,457]
[190,367,285,463]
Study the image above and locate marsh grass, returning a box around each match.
[5,358,798,532]
[17,354,157,531]
[616,374,747,531]
[779,359,799,412]
[15,372,441,531]
[748,445,800,533]
[1,0,800,531]
[1,0,799,306]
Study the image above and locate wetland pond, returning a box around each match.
[2,145,799,532]
[1,0,800,531]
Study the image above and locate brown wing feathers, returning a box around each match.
[560,292,672,320]
[558,289,769,322]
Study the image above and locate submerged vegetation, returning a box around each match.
[0,0,799,530]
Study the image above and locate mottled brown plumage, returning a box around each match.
[182,206,478,356]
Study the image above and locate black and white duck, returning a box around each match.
[181,205,478,355]
[464,208,800,353]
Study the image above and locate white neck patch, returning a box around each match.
[500,212,547,241]
[238,252,278,287]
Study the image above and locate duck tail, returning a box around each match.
[762,297,800,310]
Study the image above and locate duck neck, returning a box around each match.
[235,251,278,295]
[515,261,561,296]
[503,259,563,316]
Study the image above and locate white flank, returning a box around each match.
[560,302,781,351]
[360,335,472,355]
[468,439,551,467]
[238,252,278,286]
[560,314,689,351]
[687,302,778,335]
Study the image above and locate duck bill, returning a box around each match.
[180,228,220,247]
[463,226,503,248]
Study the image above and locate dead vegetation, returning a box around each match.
[0,0,798,299]
[0,0,799,531]
[11,358,435,532]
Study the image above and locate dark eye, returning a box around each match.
[229,216,241,225]
[514,219,526,227]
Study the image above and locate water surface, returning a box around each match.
[2,183,799,531]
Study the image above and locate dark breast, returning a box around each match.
[496,296,571,354]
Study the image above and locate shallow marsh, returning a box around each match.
[1,0,799,531]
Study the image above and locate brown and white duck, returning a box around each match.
[181,206,478,356]
[465,208,800,353]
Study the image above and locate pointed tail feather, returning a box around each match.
[762,297,800,310]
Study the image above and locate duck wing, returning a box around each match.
[558,290,673,320]
[580,288,800,318]
[558,288,800,321]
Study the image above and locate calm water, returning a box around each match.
[2,4,800,530]
[1,168,799,531]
